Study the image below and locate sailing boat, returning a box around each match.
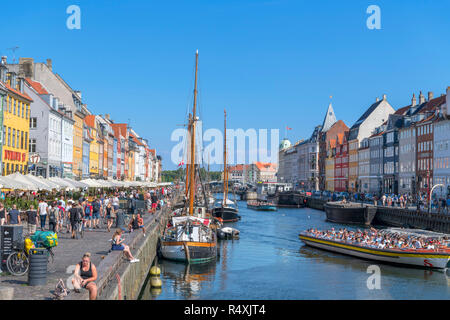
[212,110,240,223]
[160,50,218,264]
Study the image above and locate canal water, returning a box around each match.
[140,199,450,300]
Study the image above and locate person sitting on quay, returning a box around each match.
[128,213,146,236]
[111,229,140,263]
[72,252,98,300]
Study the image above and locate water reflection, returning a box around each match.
[140,197,450,300]
[143,260,216,300]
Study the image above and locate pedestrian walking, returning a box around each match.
[38,199,48,230]
[8,204,21,225]
[48,202,58,233]
[0,202,6,226]
[26,205,38,235]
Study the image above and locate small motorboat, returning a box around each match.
[217,227,240,240]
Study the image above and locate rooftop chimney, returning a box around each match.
[382,94,387,100]
[419,91,425,104]
[1,56,6,65]
[376,97,380,102]
[46,59,52,71]
[105,114,110,120]
[428,91,433,101]
[411,93,416,106]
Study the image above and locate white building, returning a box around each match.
[25,78,74,177]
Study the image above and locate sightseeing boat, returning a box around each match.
[299,229,450,269]
[247,200,277,211]
[160,50,217,264]
[211,110,240,223]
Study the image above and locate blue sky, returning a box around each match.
[1,0,449,170]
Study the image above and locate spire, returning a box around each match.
[321,102,337,132]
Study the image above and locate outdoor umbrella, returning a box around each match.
[5,172,41,191]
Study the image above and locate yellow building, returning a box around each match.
[84,115,99,177]
[72,111,84,178]
[348,139,359,192]
[128,149,135,180]
[2,72,32,176]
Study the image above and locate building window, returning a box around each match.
[20,131,24,149]
[24,132,28,151]
[12,129,15,148]
[30,117,37,129]
[29,138,36,153]
[21,104,25,118]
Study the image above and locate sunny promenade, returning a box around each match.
[0,194,179,300]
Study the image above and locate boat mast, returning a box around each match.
[185,114,192,198]
[223,109,228,205]
[189,50,199,216]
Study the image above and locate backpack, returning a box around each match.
[93,202,100,212]
[49,208,57,222]
[76,208,83,221]
[85,206,91,215]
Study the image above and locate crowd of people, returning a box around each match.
[305,227,449,251]
[0,185,177,300]
[322,191,450,213]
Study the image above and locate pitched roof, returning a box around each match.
[321,103,337,132]
[25,78,48,95]
[84,115,96,128]
[2,81,33,101]
[350,100,383,131]
[420,95,446,113]
[254,162,277,172]
[394,105,410,115]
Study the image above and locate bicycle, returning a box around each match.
[6,239,55,276]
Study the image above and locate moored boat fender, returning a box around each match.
[150,266,161,276]
[150,276,162,288]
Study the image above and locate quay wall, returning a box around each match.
[306,197,326,211]
[374,207,450,234]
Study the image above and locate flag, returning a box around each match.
[178,160,184,167]
[286,126,292,130]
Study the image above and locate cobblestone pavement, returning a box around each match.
[0,211,159,300]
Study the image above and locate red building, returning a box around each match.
[334,131,349,192]
[416,114,437,196]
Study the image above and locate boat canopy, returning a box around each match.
[172,215,210,227]
[214,198,236,207]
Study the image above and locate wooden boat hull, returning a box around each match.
[299,233,450,269]
[247,204,277,211]
[212,207,240,223]
[161,241,217,264]
[324,202,377,225]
